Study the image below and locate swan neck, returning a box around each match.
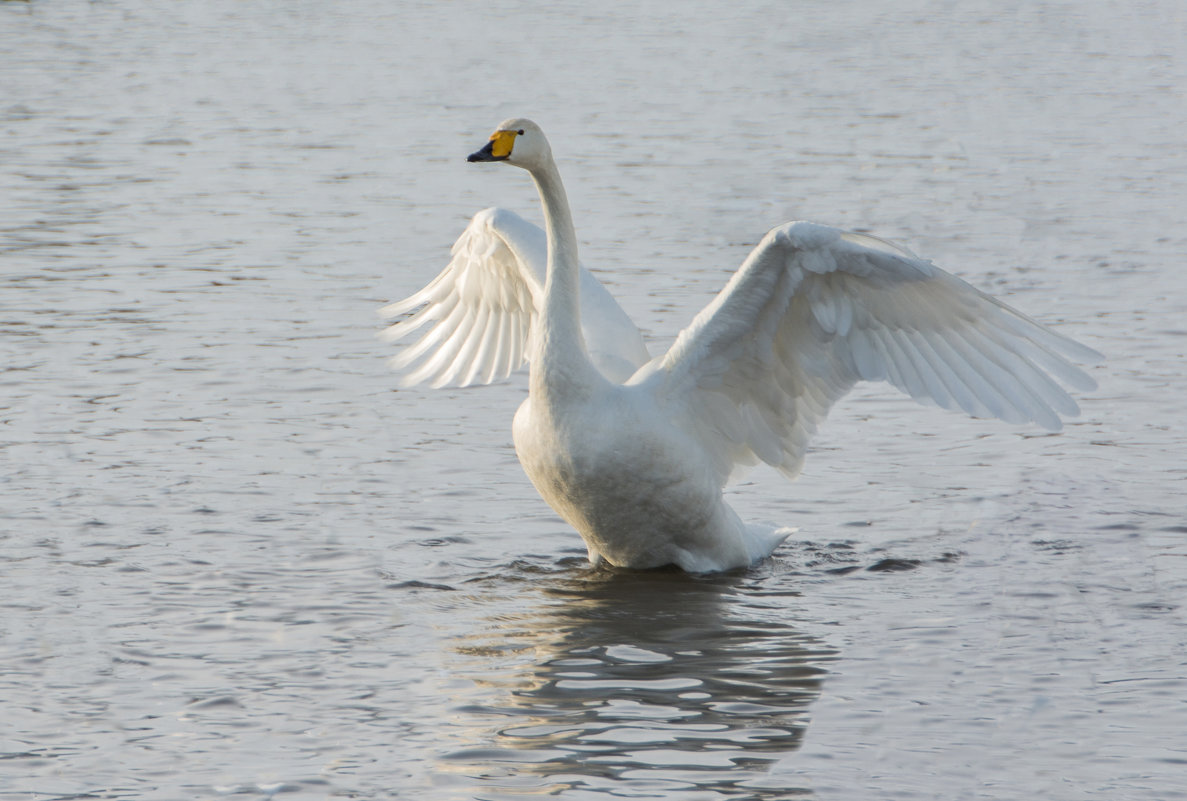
[534,159,578,298]
[529,157,596,391]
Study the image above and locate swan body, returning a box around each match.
[382,118,1101,572]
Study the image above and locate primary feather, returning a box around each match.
[380,207,648,386]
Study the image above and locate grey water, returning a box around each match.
[2,1,1185,799]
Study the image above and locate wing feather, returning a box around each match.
[381,208,649,387]
[655,221,1101,484]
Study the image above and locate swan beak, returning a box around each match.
[467,141,500,162]
[467,129,516,162]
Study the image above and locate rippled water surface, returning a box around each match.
[2,1,1185,799]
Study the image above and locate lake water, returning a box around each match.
[2,1,1185,799]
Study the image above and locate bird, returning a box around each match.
[380,118,1101,573]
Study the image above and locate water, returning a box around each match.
[2,1,1184,799]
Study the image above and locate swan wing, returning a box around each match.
[651,221,1101,482]
[380,208,649,387]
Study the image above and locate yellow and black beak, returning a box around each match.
[467,129,517,162]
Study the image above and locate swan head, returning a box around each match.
[467,118,551,171]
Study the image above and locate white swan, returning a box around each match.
[381,118,1101,573]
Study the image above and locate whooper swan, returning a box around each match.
[381,118,1101,573]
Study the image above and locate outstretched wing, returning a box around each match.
[381,207,649,387]
[649,221,1101,483]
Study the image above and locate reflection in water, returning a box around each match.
[438,566,836,799]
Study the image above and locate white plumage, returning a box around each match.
[380,207,648,386]
[381,118,1101,572]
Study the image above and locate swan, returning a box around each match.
[381,118,1101,573]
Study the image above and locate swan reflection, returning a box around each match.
[438,566,836,799]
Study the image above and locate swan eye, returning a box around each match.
[517,129,525,135]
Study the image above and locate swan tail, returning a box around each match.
[744,523,798,564]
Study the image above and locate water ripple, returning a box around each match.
[438,569,836,799]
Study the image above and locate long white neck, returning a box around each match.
[527,156,600,397]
